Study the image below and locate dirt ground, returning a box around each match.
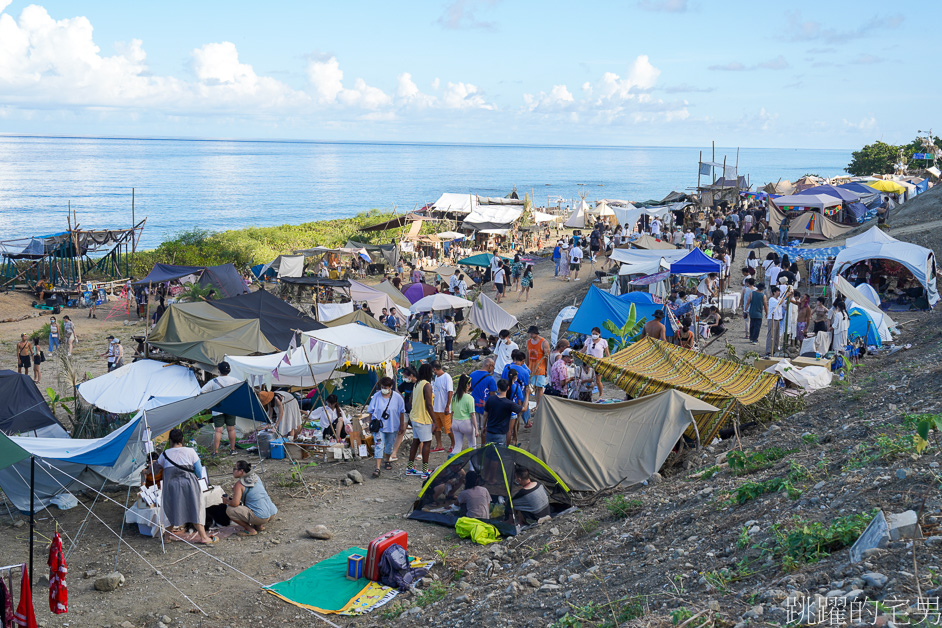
[1,196,940,627]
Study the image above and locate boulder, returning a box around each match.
[95,572,125,592]
[347,470,364,484]
[306,525,332,540]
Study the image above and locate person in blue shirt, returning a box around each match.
[501,349,532,436]
[468,357,498,444]
[552,242,561,277]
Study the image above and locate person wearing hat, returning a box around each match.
[200,361,242,456]
[641,309,667,341]
[549,348,575,397]
[584,327,610,400]
[112,337,125,369]
[100,336,116,372]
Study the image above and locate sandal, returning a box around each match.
[200,536,219,545]
[372,469,381,478]
[385,462,393,471]
[237,530,258,537]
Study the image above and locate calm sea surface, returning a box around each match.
[0,136,852,250]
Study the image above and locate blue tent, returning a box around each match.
[847,202,869,222]
[837,182,886,207]
[669,248,722,275]
[618,292,655,304]
[569,286,673,339]
[915,179,929,195]
[133,263,205,285]
[796,185,859,202]
[847,306,881,348]
[408,340,436,363]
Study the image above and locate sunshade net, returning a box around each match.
[577,337,778,444]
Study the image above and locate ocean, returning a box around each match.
[0,135,852,249]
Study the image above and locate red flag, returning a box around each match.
[13,564,37,627]
[48,532,68,614]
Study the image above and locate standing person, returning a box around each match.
[468,358,499,442]
[63,315,77,355]
[641,310,667,341]
[392,367,417,461]
[812,297,830,334]
[510,254,523,292]
[450,375,477,456]
[727,227,739,261]
[431,361,454,454]
[48,316,60,353]
[441,315,456,361]
[481,380,521,446]
[200,361,242,457]
[584,327,610,400]
[830,300,849,354]
[16,333,33,376]
[683,230,695,250]
[526,326,551,409]
[518,265,533,302]
[796,294,812,344]
[589,228,601,262]
[272,390,303,441]
[221,460,277,536]
[746,283,767,345]
[568,245,583,281]
[369,377,407,478]
[494,329,517,377]
[157,429,215,545]
[741,278,756,339]
[501,349,532,428]
[31,337,43,383]
[406,363,435,479]
[493,262,507,303]
[552,241,562,276]
[100,336,116,372]
[765,286,785,357]
[558,243,570,281]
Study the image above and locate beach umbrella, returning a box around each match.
[410,294,473,314]
[402,282,437,304]
[866,180,906,195]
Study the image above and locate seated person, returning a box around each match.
[432,469,466,504]
[704,307,726,336]
[457,470,492,520]
[221,460,277,536]
[511,467,550,524]
[310,394,349,439]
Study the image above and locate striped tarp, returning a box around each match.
[576,337,778,444]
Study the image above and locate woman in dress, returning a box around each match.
[518,265,533,302]
[830,299,850,354]
[221,460,277,536]
[558,243,570,281]
[158,429,215,544]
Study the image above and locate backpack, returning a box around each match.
[378,543,428,591]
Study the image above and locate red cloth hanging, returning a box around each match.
[12,565,36,628]
[47,532,67,615]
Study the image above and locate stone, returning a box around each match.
[455,594,470,604]
[347,470,364,484]
[896,468,909,480]
[844,589,865,603]
[527,577,540,588]
[84,569,98,579]
[649,472,662,484]
[95,572,125,592]
[11,520,25,528]
[926,536,942,547]
[120,622,135,628]
[743,605,764,620]
[550,527,560,536]
[849,511,889,563]
[306,525,332,540]
[825,589,844,598]
[342,477,354,486]
[539,584,561,592]
[707,600,721,612]
[161,616,171,625]
[886,510,919,541]
[862,572,888,589]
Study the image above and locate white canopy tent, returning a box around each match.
[588,200,615,217]
[772,193,843,210]
[845,226,898,248]
[432,193,476,215]
[77,360,201,414]
[410,293,473,314]
[611,203,674,232]
[532,210,564,223]
[462,204,523,231]
[259,255,304,278]
[468,293,518,336]
[346,279,410,317]
[832,242,938,307]
[609,247,688,266]
[226,343,345,388]
[302,324,406,366]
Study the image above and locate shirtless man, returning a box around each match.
[16,334,33,375]
[641,310,667,341]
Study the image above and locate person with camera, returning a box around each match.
[368,376,407,479]
[221,460,277,536]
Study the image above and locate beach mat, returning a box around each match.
[265,546,433,615]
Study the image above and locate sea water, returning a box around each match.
[0,135,851,249]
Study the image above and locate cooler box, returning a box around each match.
[365,530,407,581]
[270,439,285,459]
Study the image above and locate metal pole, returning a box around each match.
[29,456,34,583]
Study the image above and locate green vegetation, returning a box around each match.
[130,208,420,274]
[45,387,75,419]
[604,495,642,519]
[602,303,645,351]
[845,135,941,176]
[726,446,796,475]
[771,511,875,571]
[843,430,924,471]
[413,581,450,609]
[555,596,646,628]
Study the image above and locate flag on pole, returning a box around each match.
[309,337,317,350]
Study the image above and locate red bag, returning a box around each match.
[364,530,407,582]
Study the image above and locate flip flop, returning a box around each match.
[200,536,219,545]
[385,462,393,471]
[372,469,381,478]
[237,530,257,537]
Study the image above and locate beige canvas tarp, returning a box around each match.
[768,201,852,241]
[628,234,677,250]
[530,390,718,492]
[148,302,278,367]
[372,280,412,310]
[322,308,390,332]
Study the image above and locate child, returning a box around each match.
[518,265,533,302]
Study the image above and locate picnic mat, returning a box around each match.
[264,546,432,615]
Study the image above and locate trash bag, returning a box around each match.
[455,516,501,545]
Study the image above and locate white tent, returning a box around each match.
[317,302,354,322]
[462,204,523,230]
[533,210,563,223]
[609,247,688,266]
[77,360,201,414]
[226,343,345,388]
[845,226,898,248]
[436,231,466,240]
[302,324,405,366]
[468,293,518,336]
[259,255,304,278]
[588,200,615,217]
[772,193,843,210]
[346,279,410,317]
[410,293,473,314]
[831,276,896,341]
[432,193,476,214]
[551,306,579,346]
[564,200,589,228]
[611,203,674,232]
[832,242,939,307]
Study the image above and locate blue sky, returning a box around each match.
[0,0,933,148]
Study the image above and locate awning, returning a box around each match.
[302,324,405,366]
[77,360,201,414]
[410,294,473,314]
[468,293,518,336]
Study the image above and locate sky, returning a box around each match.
[0,0,934,149]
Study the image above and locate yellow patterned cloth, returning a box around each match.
[338,558,433,616]
[576,337,778,444]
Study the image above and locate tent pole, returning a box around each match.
[142,411,166,555]
[29,455,34,583]
[113,484,133,571]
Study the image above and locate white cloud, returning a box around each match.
[442,82,493,110]
[306,56,344,103]
[523,84,574,112]
[437,0,500,31]
[843,116,877,131]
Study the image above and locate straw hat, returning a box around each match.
[257,390,275,405]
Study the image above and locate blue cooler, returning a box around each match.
[270,439,286,459]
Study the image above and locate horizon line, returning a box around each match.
[0,132,854,153]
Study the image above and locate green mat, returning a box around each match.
[264,547,370,613]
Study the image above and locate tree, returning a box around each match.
[845,141,902,176]
[602,303,646,351]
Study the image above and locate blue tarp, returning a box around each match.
[408,340,436,363]
[199,263,248,298]
[669,248,722,275]
[768,245,844,261]
[796,185,859,202]
[847,202,869,222]
[570,286,673,339]
[134,263,205,285]
[915,179,929,194]
[618,292,656,304]
[9,417,142,467]
[847,306,881,348]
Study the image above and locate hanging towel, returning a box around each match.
[13,565,36,628]
[48,532,68,614]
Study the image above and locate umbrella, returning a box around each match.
[402,282,437,304]
[747,240,769,249]
[866,180,906,195]
[410,294,473,314]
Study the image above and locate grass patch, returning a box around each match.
[771,511,875,571]
[414,581,450,608]
[727,446,796,475]
[555,596,646,628]
[604,495,642,519]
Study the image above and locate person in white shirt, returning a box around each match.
[585,327,610,399]
[673,229,684,246]
[455,274,468,297]
[683,230,695,250]
[767,263,781,287]
[442,315,457,361]
[494,329,518,377]
[431,361,454,453]
[448,273,460,293]
[568,246,584,281]
[493,263,507,303]
[200,361,243,456]
[765,286,787,357]
[650,218,661,236]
